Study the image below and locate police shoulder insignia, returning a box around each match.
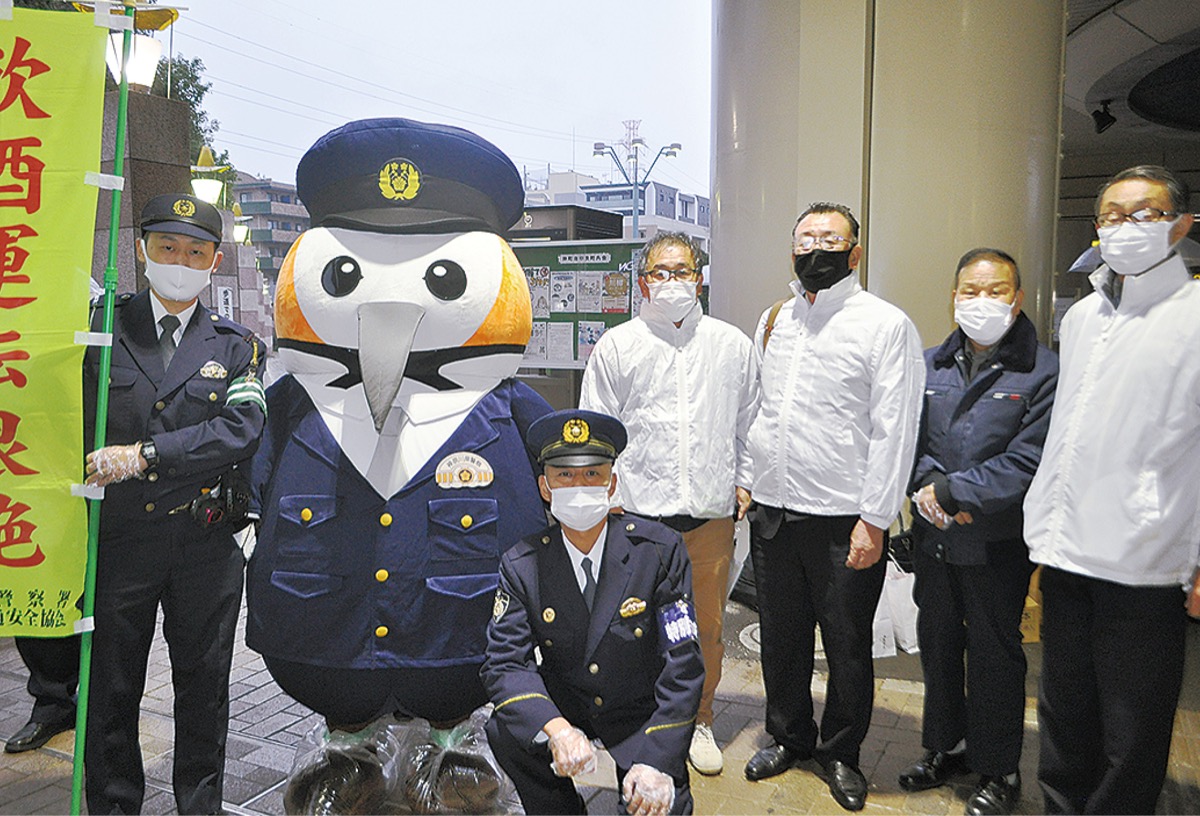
[200,360,228,379]
[172,198,196,217]
[378,158,421,201]
[562,418,589,444]
[493,589,510,622]
[435,452,495,489]
[657,598,699,646]
[619,597,647,618]
[542,607,556,623]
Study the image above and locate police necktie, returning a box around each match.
[158,314,180,370]
[581,556,597,611]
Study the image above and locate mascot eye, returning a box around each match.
[424,260,468,301]
[321,256,363,298]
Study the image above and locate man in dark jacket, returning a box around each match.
[483,409,704,815]
[898,248,1057,816]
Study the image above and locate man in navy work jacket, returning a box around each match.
[900,248,1057,816]
[81,193,266,814]
[483,409,704,815]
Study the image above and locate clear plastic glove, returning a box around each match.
[622,763,675,816]
[86,443,146,487]
[912,486,951,530]
[548,726,596,778]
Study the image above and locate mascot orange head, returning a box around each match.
[274,119,531,431]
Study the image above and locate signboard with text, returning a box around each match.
[0,10,105,637]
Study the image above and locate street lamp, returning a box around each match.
[190,145,231,207]
[232,202,251,244]
[594,138,680,240]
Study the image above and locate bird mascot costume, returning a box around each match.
[247,118,552,814]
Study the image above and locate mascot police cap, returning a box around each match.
[139,193,224,244]
[296,117,523,235]
[527,409,628,467]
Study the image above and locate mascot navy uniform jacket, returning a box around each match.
[482,515,705,782]
[247,377,549,668]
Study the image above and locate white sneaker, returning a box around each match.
[689,723,724,775]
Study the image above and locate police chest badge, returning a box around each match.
[435,452,494,489]
[200,361,228,379]
[493,589,510,622]
[658,598,699,646]
[620,597,647,618]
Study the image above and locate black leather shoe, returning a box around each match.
[744,743,805,781]
[826,760,868,811]
[5,714,75,753]
[898,749,967,791]
[966,773,1020,816]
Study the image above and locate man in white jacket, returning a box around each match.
[1023,165,1200,815]
[741,203,924,811]
[580,231,759,776]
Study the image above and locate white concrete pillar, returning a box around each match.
[711,0,1065,344]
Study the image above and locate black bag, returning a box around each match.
[172,463,253,532]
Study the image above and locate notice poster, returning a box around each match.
[602,269,629,313]
[550,270,575,313]
[547,321,575,363]
[523,322,548,363]
[576,270,603,313]
[524,266,550,319]
[577,321,606,362]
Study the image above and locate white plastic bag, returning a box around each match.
[885,557,920,653]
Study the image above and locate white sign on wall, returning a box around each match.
[216,286,234,320]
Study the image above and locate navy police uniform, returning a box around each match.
[909,312,1057,777]
[482,411,705,815]
[83,195,265,815]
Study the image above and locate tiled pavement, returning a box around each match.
[2,601,1198,815]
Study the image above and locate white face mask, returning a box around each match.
[1097,219,1177,277]
[646,279,698,323]
[954,295,1015,346]
[142,239,215,302]
[549,484,611,531]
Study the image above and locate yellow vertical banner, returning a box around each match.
[0,9,106,637]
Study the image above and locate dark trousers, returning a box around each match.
[912,543,1033,776]
[485,716,693,815]
[1037,566,1187,815]
[750,513,885,766]
[14,634,80,722]
[86,520,244,815]
[264,655,488,728]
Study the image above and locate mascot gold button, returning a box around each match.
[461,514,473,529]
[588,663,599,674]
[154,400,165,411]
[380,513,393,527]
[375,626,388,637]
[300,508,313,522]
[375,569,389,582]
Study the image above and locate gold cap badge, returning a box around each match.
[378,158,421,201]
[562,418,590,445]
[172,198,196,217]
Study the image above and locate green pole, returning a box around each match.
[71,5,136,813]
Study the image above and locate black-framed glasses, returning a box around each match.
[1094,207,1179,228]
[792,235,853,253]
[642,266,702,283]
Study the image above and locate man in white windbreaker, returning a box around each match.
[1023,164,1200,815]
[580,230,759,777]
[741,202,924,812]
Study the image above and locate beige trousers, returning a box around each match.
[683,517,735,725]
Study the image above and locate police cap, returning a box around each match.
[296,117,523,235]
[527,409,628,467]
[139,193,223,244]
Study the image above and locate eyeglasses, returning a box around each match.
[1094,207,1179,228]
[641,266,702,283]
[792,235,853,253]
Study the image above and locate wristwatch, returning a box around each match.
[140,439,159,468]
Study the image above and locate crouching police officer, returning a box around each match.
[82,194,266,814]
[482,410,705,815]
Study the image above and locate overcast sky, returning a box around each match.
[173,0,713,196]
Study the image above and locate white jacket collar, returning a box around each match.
[1088,251,1190,314]
[788,271,861,314]
[638,295,702,345]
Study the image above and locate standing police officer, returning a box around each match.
[82,194,266,814]
[483,410,705,815]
